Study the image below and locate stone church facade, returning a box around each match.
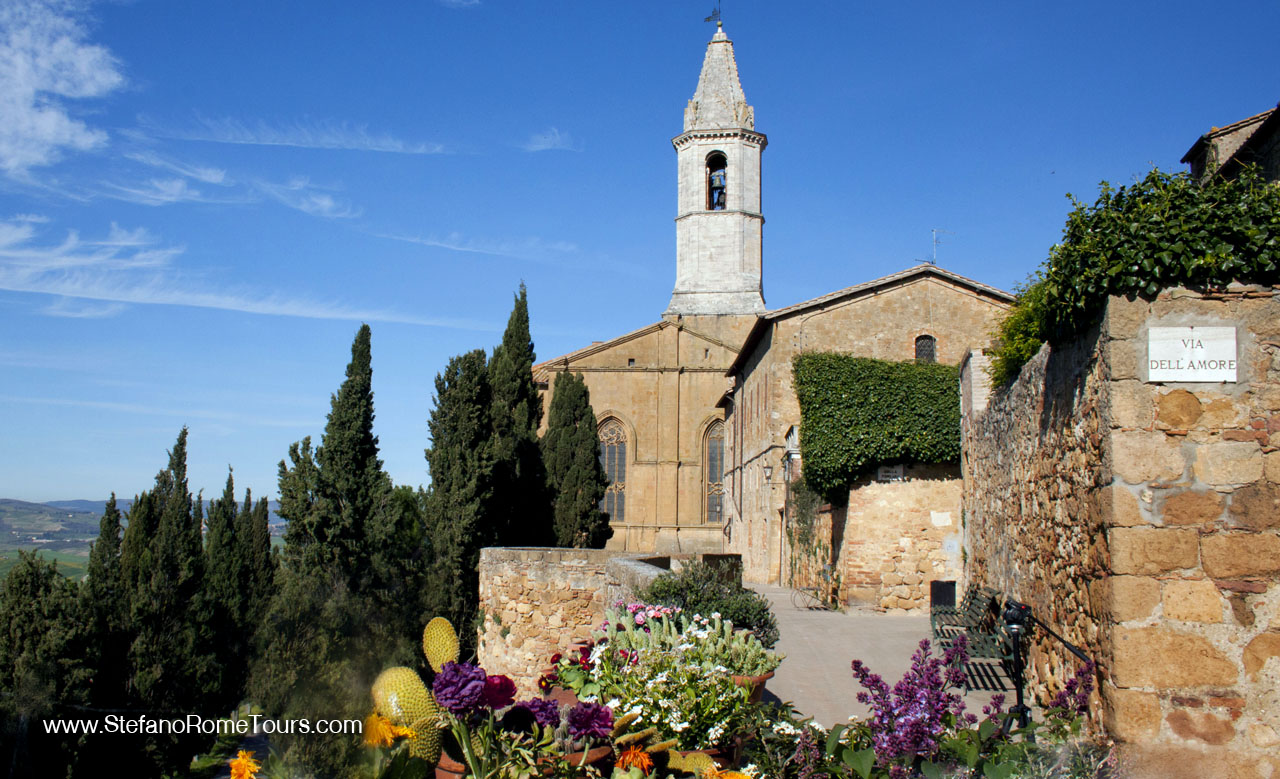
[534,24,1012,588]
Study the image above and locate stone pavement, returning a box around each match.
[751,584,1009,729]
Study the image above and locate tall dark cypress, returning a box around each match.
[542,372,612,548]
[125,428,216,772]
[204,471,248,711]
[253,326,410,776]
[81,494,127,700]
[488,283,553,546]
[424,349,495,639]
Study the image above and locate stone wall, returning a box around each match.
[962,288,1280,776]
[476,548,741,696]
[840,464,964,612]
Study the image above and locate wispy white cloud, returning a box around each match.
[42,296,127,318]
[438,0,481,7]
[0,217,496,329]
[256,176,361,219]
[0,393,316,429]
[0,0,125,174]
[522,127,580,152]
[144,114,447,155]
[124,150,228,185]
[378,230,580,263]
[103,177,208,206]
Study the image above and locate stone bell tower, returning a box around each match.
[665,22,767,316]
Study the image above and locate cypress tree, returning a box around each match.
[253,326,412,777]
[0,552,91,779]
[124,428,217,771]
[204,471,249,711]
[235,490,275,631]
[488,283,553,546]
[424,349,495,639]
[74,495,130,771]
[542,372,612,548]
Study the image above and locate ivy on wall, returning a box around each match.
[792,353,960,500]
[989,166,1280,385]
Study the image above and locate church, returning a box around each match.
[534,23,1013,591]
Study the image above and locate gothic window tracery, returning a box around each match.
[598,419,626,523]
[705,421,725,524]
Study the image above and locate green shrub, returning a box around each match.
[988,166,1280,384]
[639,560,780,649]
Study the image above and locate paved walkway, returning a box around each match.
[752,584,1008,729]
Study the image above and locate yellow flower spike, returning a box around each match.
[229,750,262,779]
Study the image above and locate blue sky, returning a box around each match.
[2,0,1278,503]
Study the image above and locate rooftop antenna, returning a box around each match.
[930,228,952,265]
[704,1,722,25]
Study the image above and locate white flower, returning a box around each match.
[711,612,721,620]
[605,698,621,710]
[672,721,689,732]
[772,721,797,736]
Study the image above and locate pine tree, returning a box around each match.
[424,348,495,638]
[488,283,553,546]
[542,372,612,548]
[0,552,91,779]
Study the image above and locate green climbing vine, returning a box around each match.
[792,353,961,500]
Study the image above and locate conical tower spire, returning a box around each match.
[684,23,755,132]
[666,24,767,317]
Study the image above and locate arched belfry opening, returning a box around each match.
[706,152,727,210]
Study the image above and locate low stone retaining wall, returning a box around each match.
[476,547,741,695]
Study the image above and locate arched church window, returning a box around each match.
[706,152,727,211]
[704,421,725,524]
[598,419,626,523]
[915,334,937,364]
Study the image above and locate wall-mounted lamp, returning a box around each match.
[762,465,773,482]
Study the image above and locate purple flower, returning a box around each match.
[566,702,613,741]
[1049,661,1095,715]
[513,697,562,728]
[433,661,488,714]
[850,638,970,769]
[481,674,517,710]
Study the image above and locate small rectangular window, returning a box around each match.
[627,358,636,367]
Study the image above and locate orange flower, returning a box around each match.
[617,745,654,775]
[229,750,261,779]
[364,713,416,747]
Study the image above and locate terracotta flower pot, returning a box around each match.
[542,745,614,775]
[545,685,579,707]
[730,670,775,703]
[435,752,467,779]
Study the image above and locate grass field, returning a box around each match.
[0,548,90,580]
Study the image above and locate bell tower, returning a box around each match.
[665,22,767,317]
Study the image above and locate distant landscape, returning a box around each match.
[0,498,285,579]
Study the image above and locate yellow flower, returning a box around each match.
[364,713,416,748]
[617,745,654,775]
[229,750,261,779]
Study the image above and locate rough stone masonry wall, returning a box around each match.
[476,548,737,696]
[961,323,1109,714]
[840,464,964,612]
[963,288,1280,778]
